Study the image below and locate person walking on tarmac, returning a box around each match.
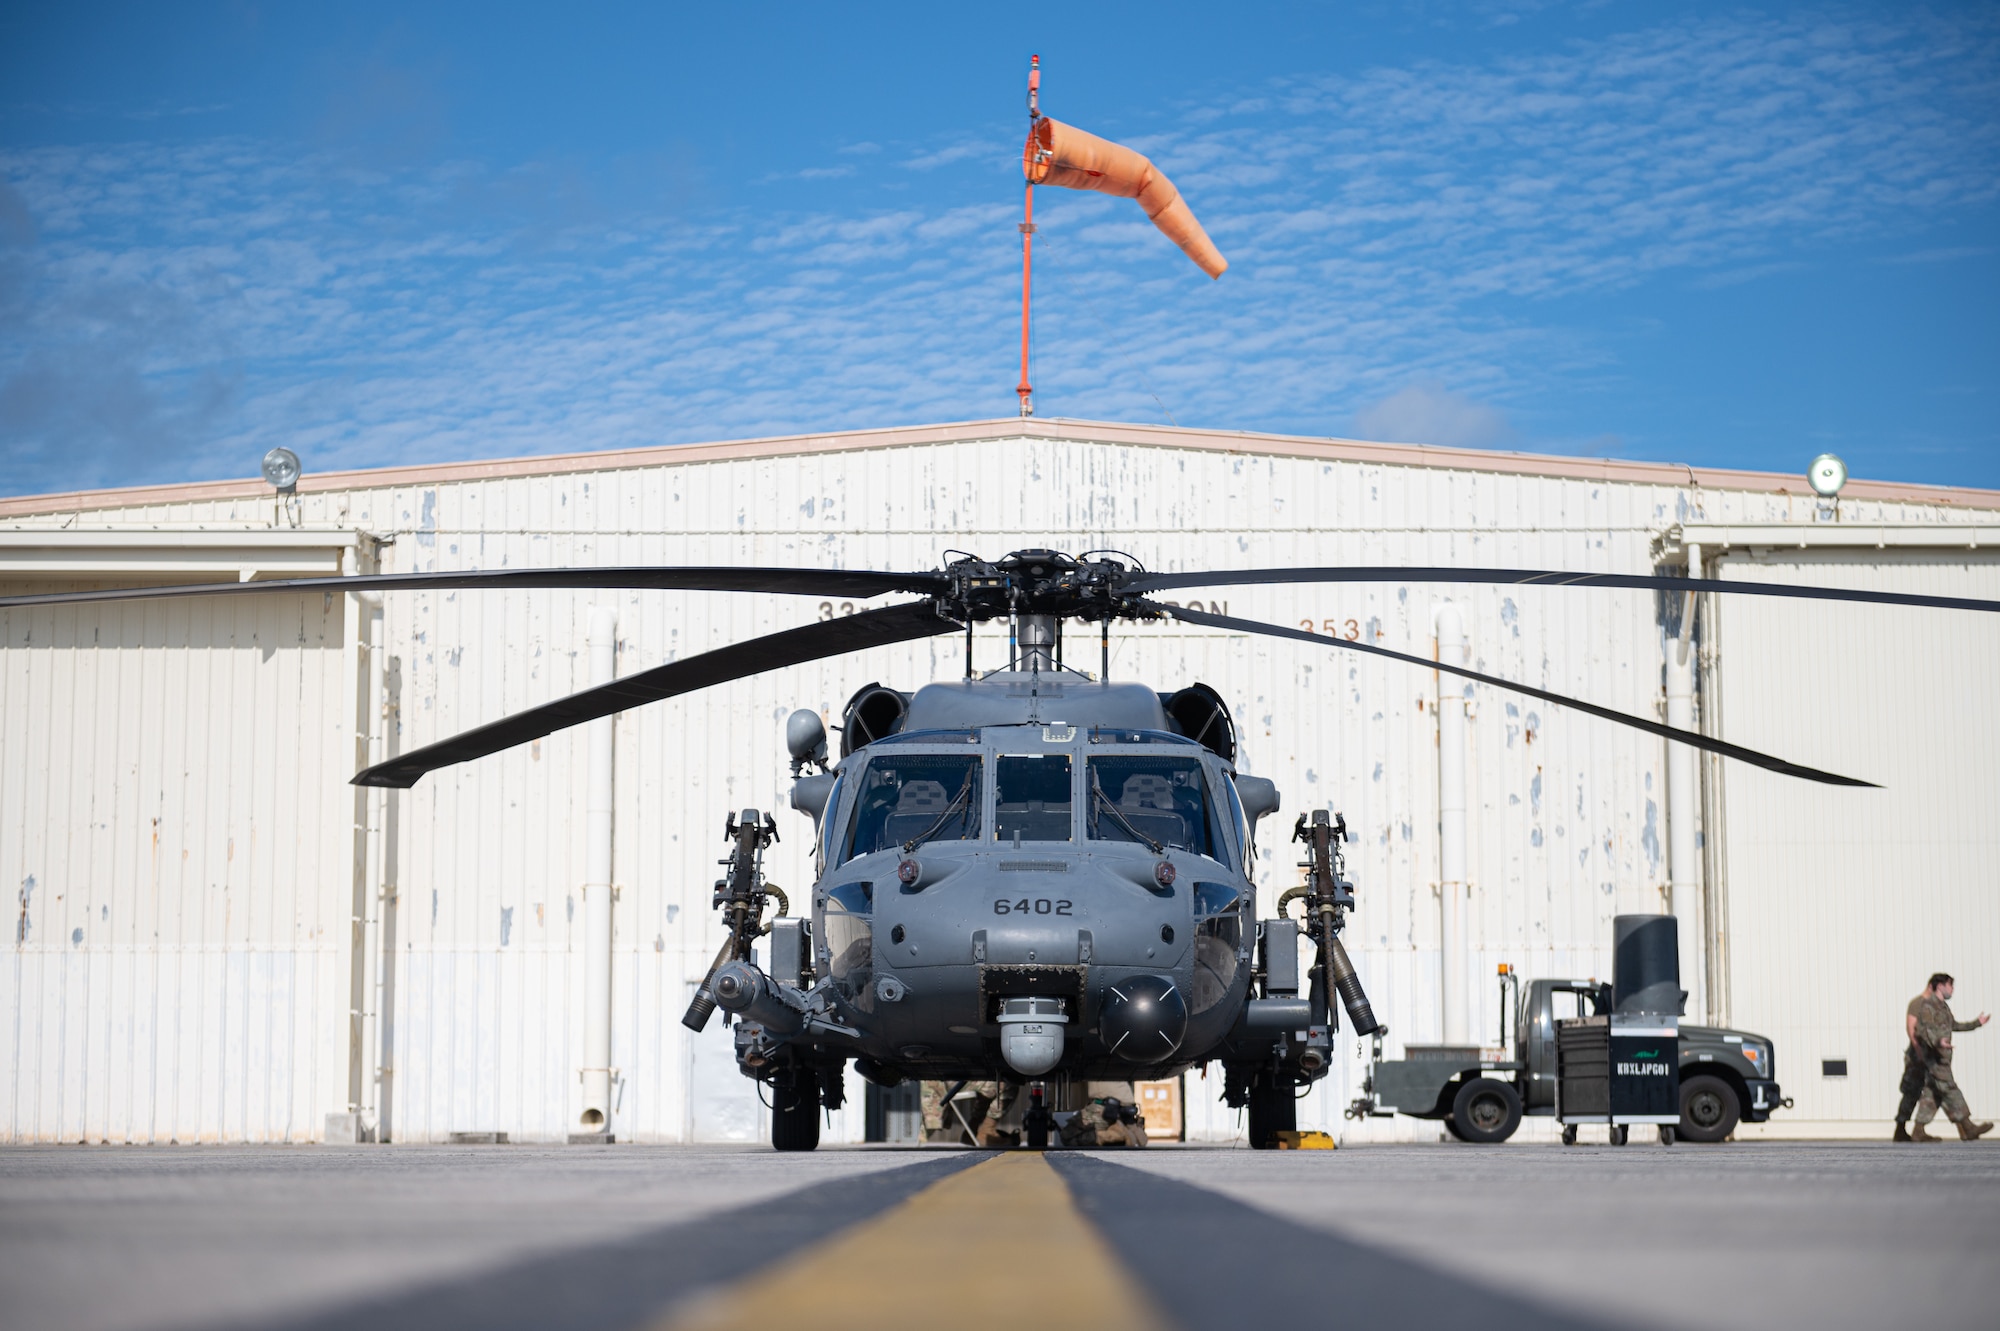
[1895,973,1992,1142]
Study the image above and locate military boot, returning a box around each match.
[1912,1123,1940,1142]
[1893,1122,1912,1143]
[1958,1120,1993,1141]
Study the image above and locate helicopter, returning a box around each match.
[6,547,1994,1150]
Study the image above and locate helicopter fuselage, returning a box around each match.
[721,671,1304,1093]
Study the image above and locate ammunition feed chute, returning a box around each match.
[1281,810,1381,1037]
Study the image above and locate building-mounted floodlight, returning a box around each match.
[261,447,302,494]
[1807,453,1847,499]
[1808,453,1847,523]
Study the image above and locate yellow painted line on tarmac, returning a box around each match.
[662,1152,1166,1331]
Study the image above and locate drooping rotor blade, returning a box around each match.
[353,600,957,789]
[1138,599,1876,788]
[1122,566,2000,616]
[0,565,949,610]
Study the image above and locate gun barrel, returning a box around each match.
[680,934,737,1032]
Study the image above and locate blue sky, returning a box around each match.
[1,2,1996,498]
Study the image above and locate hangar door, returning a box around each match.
[1,532,365,1143]
[1707,544,2000,1127]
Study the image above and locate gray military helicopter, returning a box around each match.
[8,547,1994,1149]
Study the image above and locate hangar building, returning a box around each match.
[3,418,1996,1144]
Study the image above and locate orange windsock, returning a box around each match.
[1023,117,1227,279]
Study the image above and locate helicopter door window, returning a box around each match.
[995,754,1074,842]
[1086,757,1218,858]
[822,880,874,984]
[1190,881,1242,1014]
[840,755,982,864]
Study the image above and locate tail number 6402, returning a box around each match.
[994,898,1072,916]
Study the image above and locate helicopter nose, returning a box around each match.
[1100,974,1187,1062]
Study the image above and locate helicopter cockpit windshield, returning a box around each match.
[841,753,982,863]
[996,754,1073,841]
[1087,756,1220,858]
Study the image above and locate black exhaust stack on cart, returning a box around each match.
[1557,914,1684,1145]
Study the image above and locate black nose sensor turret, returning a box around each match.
[1101,974,1188,1062]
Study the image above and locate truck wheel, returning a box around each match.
[771,1071,821,1152]
[1449,1078,1522,1144]
[1247,1081,1297,1150]
[1561,1124,1578,1146]
[1677,1074,1740,1143]
[1610,1124,1628,1146]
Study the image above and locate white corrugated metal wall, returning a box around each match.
[4,426,1995,1142]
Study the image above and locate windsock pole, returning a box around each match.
[1017,55,1040,418]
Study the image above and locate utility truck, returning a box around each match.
[1349,960,1788,1144]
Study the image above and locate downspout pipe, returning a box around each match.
[361,591,395,1142]
[578,607,617,1138]
[1435,603,1470,1046]
[1666,546,1703,1021]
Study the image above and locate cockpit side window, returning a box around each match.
[1222,776,1251,872]
[816,773,845,875]
[1086,756,1219,859]
[840,755,981,864]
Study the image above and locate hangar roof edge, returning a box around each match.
[4,416,1997,516]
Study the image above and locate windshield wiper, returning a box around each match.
[901,769,978,854]
[1090,770,1163,855]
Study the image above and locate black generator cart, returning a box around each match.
[1349,916,1787,1144]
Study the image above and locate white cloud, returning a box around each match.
[1352,381,1512,449]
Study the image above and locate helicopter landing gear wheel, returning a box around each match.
[770,1068,821,1152]
[1247,1079,1297,1150]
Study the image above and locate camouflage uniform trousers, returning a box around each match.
[1899,1050,1970,1126]
[919,1080,1019,1144]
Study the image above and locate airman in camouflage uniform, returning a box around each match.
[919,1079,1019,1146]
[1057,1080,1150,1149]
[1895,973,1992,1143]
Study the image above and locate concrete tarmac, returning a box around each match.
[2,1139,1995,1331]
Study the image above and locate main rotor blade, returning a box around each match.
[0,565,949,610]
[353,600,956,789]
[1123,566,2000,616]
[1139,599,1876,788]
